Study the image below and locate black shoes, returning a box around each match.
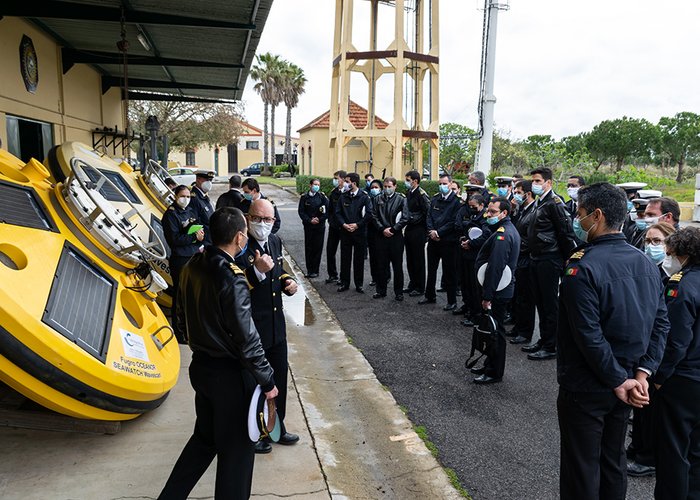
[326,276,338,284]
[337,285,349,292]
[395,294,404,301]
[356,286,364,294]
[627,461,655,477]
[373,292,386,299]
[510,335,530,345]
[474,374,502,384]
[408,290,423,297]
[369,281,376,287]
[418,297,436,305]
[443,303,457,312]
[528,350,556,361]
[452,305,468,315]
[521,342,542,353]
[436,287,446,293]
[277,432,300,445]
[470,366,485,375]
[255,440,272,454]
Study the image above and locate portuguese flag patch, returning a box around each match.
[496,235,505,241]
[566,267,578,276]
[667,289,679,298]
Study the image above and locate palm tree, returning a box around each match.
[250,53,282,173]
[280,62,307,166]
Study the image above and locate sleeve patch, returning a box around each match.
[667,289,679,298]
[496,235,505,241]
[565,267,578,276]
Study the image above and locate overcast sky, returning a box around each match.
[240,0,700,142]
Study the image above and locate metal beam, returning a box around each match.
[102,76,238,94]
[62,48,243,74]
[127,91,235,104]
[3,0,255,30]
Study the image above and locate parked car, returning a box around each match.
[240,162,267,176]
[167,167,196,186]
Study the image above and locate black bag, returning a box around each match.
[464,312,498,369]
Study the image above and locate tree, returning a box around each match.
[250,53,284,174]
[129,100,242,153]
[585,116,658,171]
[658,111,700,183]
[438,122,477,175]
[280,62,307,166]
[522,134,565,169]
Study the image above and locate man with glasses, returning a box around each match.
[241,178,282,233]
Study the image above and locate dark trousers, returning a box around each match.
[512,264,535,340]
[326,225,341,279]
[404,225,427,293]
[170,254,193,344]
[483,299,508,379]
[459,255,481,317]
[654,375,700,500]
[367,229,381,284]
[303,225,325,275]
[425,240,457,304]
[628,383,656,466]
[159,354,256,500]
[376,233,404,296]
[263,341,289,431]
[530,257,563,351]
[340,229,367,288]
[557,388,630,500]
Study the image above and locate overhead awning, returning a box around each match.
[2,0,274,102]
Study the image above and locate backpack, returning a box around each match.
[464,312,498,369]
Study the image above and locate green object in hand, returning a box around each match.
[187,224,204,235]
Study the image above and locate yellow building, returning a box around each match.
[298,101,394,179]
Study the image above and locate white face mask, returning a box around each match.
[201,180,213,193]
[249,221,273,242]
[662,255,685,277]
[176,196,190,209]
[567,187,579,201]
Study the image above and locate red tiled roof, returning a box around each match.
[298,101,389,133]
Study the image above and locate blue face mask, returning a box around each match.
[573,212,596,243]
[332,178,339,188]
[627,200,634,212]
[370,187,381,197]
[497,187,509,197]
[366,180,372,188]
[532,183,545,196]
[404,180,412,189]
[635,220,648,231]
[311,184,320,193]
[243,192,253,201]
[384,187,395,196]
[439,184,450,195]
[513,193,524,205]
[644,243,666,264]
[235,233,248,258]
[486,215,500,225]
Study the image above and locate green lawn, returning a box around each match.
[258,175,297,188]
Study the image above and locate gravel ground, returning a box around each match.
[220,183,655,500]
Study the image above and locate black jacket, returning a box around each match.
[298,191,329,228]
[656,265,700,385]
[527,189,576,260]
[215,188,244,211]
[405,186,431,228]
[162,203,202,258]
[427,192,461,243]
[564,198,578,218]
[238,234,295,350]
[455,206,491,259]
[240,193,282,234]
[513,200,536,266]
[336,189,372,229]
[328,187,344,229]
[176,246,274,391]
[371,192,409,235]
[475,217,520,301]
[189,186,214,245]
[557,233,670,392]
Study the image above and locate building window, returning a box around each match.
[185,150,196,165]
[246,141,260,150]
[6,115,53,163]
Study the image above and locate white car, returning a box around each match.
[167,167,196,187]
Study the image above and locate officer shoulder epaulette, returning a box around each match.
[418,187,428,196]
[497,227,506,233]
[229,263,245,276]
[568,248,586,263]
[167,206,174,211]
[668,272,684,283]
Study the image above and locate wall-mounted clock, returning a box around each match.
[19,35,39,94]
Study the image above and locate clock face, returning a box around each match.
[19,35,39,94]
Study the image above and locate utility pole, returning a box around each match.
[474,1,508,175]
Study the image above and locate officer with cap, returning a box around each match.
[494,176,514,203]
[297,178,329,278]
[190,170,215,245]
[616,182,647,243]
[472,196,520,384]
[626,189,663,248]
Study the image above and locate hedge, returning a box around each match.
[296,174,442,197]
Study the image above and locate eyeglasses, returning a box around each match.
[248,214,276,224]
[644,237,665,246]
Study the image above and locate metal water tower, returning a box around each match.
[330,0,440,179]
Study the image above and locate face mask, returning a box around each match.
[332,178,339,188]
[573,212,596,243]
[468,207,478,215]
[201,180,213,193]
[662,255,685,277]
[370,187,381,197]
[626,200,634,212]
[249,221,273,242]
[645,244,666,264]
[439,184,450,195]
[366,180,372,188]
[235,233,248,258]
[243,192,253,201]
[384,187,395,196]
[343,182,351,192]
[311,185,320,193]
[635,220,648,231]
[176,196,190,209]
[497,187,509,197]
[486,215,501,225]
[513,193,524,205]
[404,180,412,189]
[645,216,660,225]
[532,183,545,196]
[567,187,579,201]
